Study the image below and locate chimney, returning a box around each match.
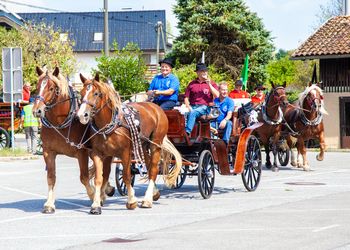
[345,0,350,15]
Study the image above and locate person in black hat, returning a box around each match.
[251,84,266,104]
[147,57,180,110]
[184,63,219,135]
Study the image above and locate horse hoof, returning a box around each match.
[141,200,152,208]
[42,206,55,214]
[90,207,102,215]
[105,186,115,197]
[265,163,272,169]
[272,166,279,172]
[303,166,311,172]
[316,155,324,161]
[153,191,160,201]
[291,161,297,167]
[126,202,137,210]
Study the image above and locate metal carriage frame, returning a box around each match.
[113,109,263,199]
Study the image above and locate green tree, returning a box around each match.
[0,23,76,89]
[266,51,316,89]
[95,42,148,96]
[172,0,274,84]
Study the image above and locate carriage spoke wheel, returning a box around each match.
[277,147,290,166]
[115,163,136,196]
[171,165,187,189]
[0,127,10,148]
[197,150,215,199]
[241,135,262,191]
[36,137,43,155]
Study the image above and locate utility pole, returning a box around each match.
[104,0,109,56]
[156,21,162,71]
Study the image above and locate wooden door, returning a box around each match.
[339,97,350,148]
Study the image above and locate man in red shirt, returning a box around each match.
[184,63,219,135]
[228,80,250,99]
[251,84,266,104]
[22,82,31,103]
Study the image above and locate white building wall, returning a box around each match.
[71,52,102,83]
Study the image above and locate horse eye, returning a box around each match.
[49,87,54,91]
[87,85,91,90]
[94,92,99,97]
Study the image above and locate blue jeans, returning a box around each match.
[153,100,176,110]
[211,120,233,144]
[185,105,210,134]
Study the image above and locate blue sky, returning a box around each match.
[2,0,331,50]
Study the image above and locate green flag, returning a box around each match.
[241,54,249,90]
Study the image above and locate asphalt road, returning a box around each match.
[0,151,350,250]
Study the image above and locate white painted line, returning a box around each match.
[0,232,135,241]
[312,224,339,232]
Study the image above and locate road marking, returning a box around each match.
[312,224,339,232]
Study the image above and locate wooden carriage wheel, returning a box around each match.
[115,162,136,196]
[241,135,262,191]
[197,149,215,199]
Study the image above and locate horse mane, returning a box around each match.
[93,79,122,110]
[298,84,328,115]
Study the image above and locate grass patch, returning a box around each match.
[0,148,29,157]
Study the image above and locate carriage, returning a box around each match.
[114,108,263,199]
[0,102,23,148]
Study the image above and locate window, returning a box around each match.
[93,32,103,42]
[59,33,68,42]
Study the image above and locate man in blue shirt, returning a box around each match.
[147,58,180,110]
[211,82,234,145]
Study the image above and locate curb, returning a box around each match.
[0,155,40,162]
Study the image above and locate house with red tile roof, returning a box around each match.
[292,15,350,148]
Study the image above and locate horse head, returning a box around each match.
[33,66,69,118]
[269,82,289,108]
[77,73,120,125]
[302,83,328,115]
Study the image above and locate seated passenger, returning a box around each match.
[210,82,234,145]
[147,57,180,110]
[184,63,219,135]
[228,79,250,99]
[248,84,266,126]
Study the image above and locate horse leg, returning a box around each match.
[286,136,297,167]
[316,130,326,161]
[141,145,161,208]
[143,145,160,201]
[90,152,103,215]
[263,141,272,169]
[42,152,57,214]
[77,151,94,201]
[121,151,137,210]
[297,140,310,171]
[100,156,113,205]
[270,136,279,172]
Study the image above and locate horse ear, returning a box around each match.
[80,73,87,83]
[36,66,44,76]
[283,81,286,88]
[308,81,313,87]
[53,67,59,77]
[271,82,275,89]
[94,72,100,82]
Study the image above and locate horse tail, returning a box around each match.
[160,135,182,188]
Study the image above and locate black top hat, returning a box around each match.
[235,79,243,86]
[195,63,208,72]
[159,57,175,68]
[254,84,266,90]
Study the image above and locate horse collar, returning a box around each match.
[261,105,283,125]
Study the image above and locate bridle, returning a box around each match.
[261,86,287,125]
[81,83,109,118]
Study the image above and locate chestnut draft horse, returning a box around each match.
[284,83,327,171]
[32,66,96,214]
[254,83,289,172]
[77,74,182,214]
